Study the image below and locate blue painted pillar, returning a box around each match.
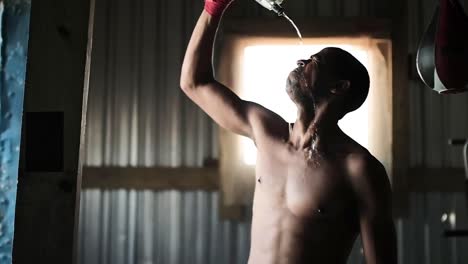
[0,0,30,263]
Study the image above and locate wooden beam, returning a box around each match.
[82,166,467,193]
[82,167,219,190]
[12,0,95,263]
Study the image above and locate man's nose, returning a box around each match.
[296,59,311,67]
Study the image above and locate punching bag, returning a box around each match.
[416,0,468,94]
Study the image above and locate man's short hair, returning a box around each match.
[322,48,370,119]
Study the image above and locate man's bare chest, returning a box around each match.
[254,150,354,219]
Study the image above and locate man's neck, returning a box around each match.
[290,102,341,150]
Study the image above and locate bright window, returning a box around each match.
[240,44,370,165]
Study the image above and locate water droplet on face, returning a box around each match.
[298,69,308,88]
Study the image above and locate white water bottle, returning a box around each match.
[254,0,285,16]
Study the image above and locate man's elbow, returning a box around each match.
[181,61,215,88]
[179,70,198,92]
[180,77,195,92]
[180,74,215,94]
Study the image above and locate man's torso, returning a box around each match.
[248,126,365,264]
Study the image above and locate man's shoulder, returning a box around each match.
[344,149,387,183]
[344,147,393,218]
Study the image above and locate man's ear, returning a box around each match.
[330,80,350,95]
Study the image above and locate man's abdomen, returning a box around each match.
[248,201,359,264]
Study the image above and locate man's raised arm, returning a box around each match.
[180,0,285,141]
[180,0,254,137]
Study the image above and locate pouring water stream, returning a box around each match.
[281,13,303,45]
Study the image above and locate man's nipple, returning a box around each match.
[317,207,325,214]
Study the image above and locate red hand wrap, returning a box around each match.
[204,0,233,18]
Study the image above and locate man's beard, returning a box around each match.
[287,69,317,115]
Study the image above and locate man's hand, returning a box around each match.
[204,0,235,18]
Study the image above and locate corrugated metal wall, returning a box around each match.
[79,0,468,263]
[79,191,468,264]
[83,0,219,168]
[79,190,252,264]
[398,193,468,264]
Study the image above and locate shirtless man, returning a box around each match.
[180,0,397,263]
